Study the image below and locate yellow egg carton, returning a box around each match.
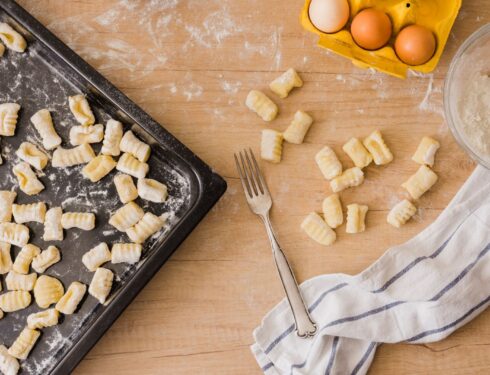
[301,0,462,78]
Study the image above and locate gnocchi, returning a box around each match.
[342,138,372,169]
[13,162,45,196]
[330,167,364,193]
[43,207,63,241]
[52,143,95,167]
[0,345,19,375]
[12,202,46,224]
[412,136,440,167]
[0,43,4,57]
[126,212,166,244]
[245,90,278,121]
[0,291,31,312]
[0,223,29,248]
[61,212,96,231]
[387,199,417,228]
[0,23,27,53]
[5,271,37,291]
[363,130,393,165]
[0,242,12,274]
[301,212,336,246]
[116,153,149,179]
[68,94,95,126]
[8,328,40,360]
[111,243,143,265]
[282,110,313,144]
[109,201,144,232]
[120,130,151,162]
[33,275,64,309]
[89,267,114,304]
[315,146,342,180]
[101,119,123,156]
[401,165,438,200]
[269,68,303,99]
[137,178,168,203]
[260,129,283,163]
[32,246,61,273]
[27,309,59,330]
[55,281,86,315]
[30,109,62,150]
[82,243,111,272]
[0,191,16,222]
[16,142,48,170]
[0,103,20,136]
[322,194,343,229]
[113,174,138,204]
[346,204,368,234]
[12,244,40,274]
[69,124,104,146]
[82,155,117,182]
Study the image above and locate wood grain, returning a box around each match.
[15,0,490,373]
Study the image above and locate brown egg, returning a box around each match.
[351,8,392,50]
[395,25,436,65]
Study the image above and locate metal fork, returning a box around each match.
[234,149,317,338]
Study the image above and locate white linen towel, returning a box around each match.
[252,165,490,375]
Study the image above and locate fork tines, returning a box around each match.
[234,148,267,198]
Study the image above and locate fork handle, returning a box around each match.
[262,215,317,338]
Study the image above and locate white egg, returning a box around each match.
[309,0,350,34]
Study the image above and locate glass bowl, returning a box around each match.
[444,23,490,169]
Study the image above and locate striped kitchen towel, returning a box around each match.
[251,165,490,375]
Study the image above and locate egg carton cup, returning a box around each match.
[301,0,462,78]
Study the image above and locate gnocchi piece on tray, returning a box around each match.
[137,178,168,203]
[126,212,166,244]
[82,243,111,272]
[0,291,31,312]
[0,103,20,136]
[342,138,372,169]
[52,143,95,167]
[8,327,40,360]
[315,146,342,180]
[387,199,417,228]
[0,23,27,53]
[44,207,63,241]
[27,309,59,330]
[61,212,96,231]
[69,124,104,146]
[68,94,95,126]
[89,267,114,304]
[301,212,336,246]
[0,191,17,222]
[0,43,4,57]
[12,202,46,224]
[5,271,37,291]
[0,242,13,274]
[34,275,64,309]
[346,204,368,234]
[30,109,62,150]
[120,130,151,162]
[269,68,303,99]
[283,110,313,144]
[363,130,393,165]
[114,173,138,203]
[109,201,144,232]
[55,281,87,315]
[13,244,40,274]
[16,142,49,170]
[0,223,29,248]
[245,90,278,122]
[261,129,283,163]
[330,167,364,193]
[116,153,149,179]
[111,243,143,265]
[0,345,19,375]
[13,162,45,196]
[322,194,343,229]
[412,136,440,167]
[101,119,123,156]
[32,246,61,273]
[401,165,438,200]
[82,155,116,182]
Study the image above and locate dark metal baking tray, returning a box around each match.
[0,1,226,373]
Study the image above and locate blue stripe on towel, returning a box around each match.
[350,342,377,375]
[324,336,339,375]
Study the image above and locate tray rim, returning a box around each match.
[0,1,227,374]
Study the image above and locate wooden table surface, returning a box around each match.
[16,0,490,374]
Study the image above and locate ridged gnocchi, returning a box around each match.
[82,155,116,182]
[245,90,278,121]
[12,202,46,224]
[109,202,144,232]
[16,142,48,170]
[43,207,63,241]
[89,267,114,304]
[315,146,342,180]
[0,103,20,136]
[32,246,61,273]
[52,144,95,168]
[8,327,40,360]
[101,119,123,156]
[13,162,45,196]
[69,124,104,146]
[0,345,19,375]
[137,178,168,203]
[116,153,149,179]
[0,242,12,274]
[0,223,30,247]
[82,243,111,272]
[114,174,138,204]
[283,110,313,144]
[387,199,417,228]
[5,271,37,291]
[111,243,142,265]
[33,275,64,309]
[13,244,40,274]
[0,191,16,222]
[401,165,438,200]
[362,130,393,166]
[55,281,86,314]
[330,167,364,193]
[269,68,303,99]
[346,204,368,234]
[322,194,343,229]
[68,94,95,126]
[30,109,62,150]
[0,291,31,312]
[261,129,283,163]
[301,212,336,246]
[120,130,151,162]
[0,23,27,53]
[342,138,372,169]
[61,212,96,231]
[412,136,440,167]
[126,212,166,244]
[27,309,59,329]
